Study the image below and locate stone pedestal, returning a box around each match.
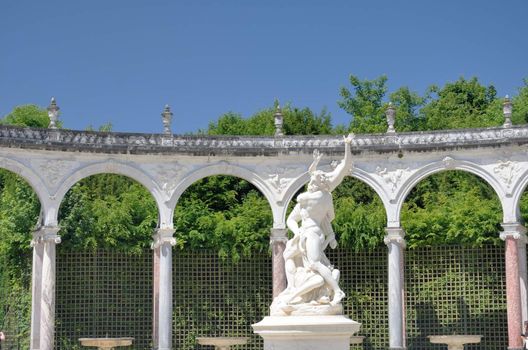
[252,315,360,350]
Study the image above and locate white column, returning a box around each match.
[30,226,61,350]
[270,228,288,299]
[152,228,176,350]
[384,227,406,350]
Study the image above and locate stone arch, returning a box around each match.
[280,169,392,226]
[394,159,506,224]
[509,168,528,223]
[0,157,49,210]
[54,161,165,225]
[169,163,277,223]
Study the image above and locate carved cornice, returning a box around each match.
[31,226,61,247]
[151,228,177,249]
[2,124,528,156]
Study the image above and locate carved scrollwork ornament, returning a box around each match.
[384,227,406,248]
[500,223,527,241]
[151,228,177,249]
[442,156,455,169]
[30,226,61,247]
[383,235,406,248]
[270,228,288,244]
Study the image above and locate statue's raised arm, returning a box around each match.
[324,134,354,192]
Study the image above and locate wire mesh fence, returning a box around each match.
[0,245,509,349]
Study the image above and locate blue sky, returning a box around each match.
[1,1,527,134]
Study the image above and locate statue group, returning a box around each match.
[271,134,354,316]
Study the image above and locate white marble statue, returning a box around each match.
[271,134,354,316]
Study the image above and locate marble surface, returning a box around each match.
[271,137,353,316]
[197,337,249,350]
[253,315,360,350]
[79,337,133,349]
[428,335,481,350]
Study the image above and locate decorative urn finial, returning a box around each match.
[503,95,512,128]
[274,102,284,137]
[47,97,60,129]
[161,104,173,135]
[386,102,396,133]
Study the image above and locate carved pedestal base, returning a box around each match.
[252,315,360,350]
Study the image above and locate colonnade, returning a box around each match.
[2,122,527,349]
[24,173,528,350]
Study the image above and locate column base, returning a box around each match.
[253,315,360,350]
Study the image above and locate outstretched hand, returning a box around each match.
[343,133,354,144]
[313,149,323,162]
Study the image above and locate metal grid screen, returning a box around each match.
[55,251,153,349]
[52,246,508,350]
[405,246,507,350]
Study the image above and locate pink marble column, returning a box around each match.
[270,228,288,299]
[502,223,526,350]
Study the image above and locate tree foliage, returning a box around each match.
[1,104,50,128]
[58,174,157,253]
[207,104,334,136]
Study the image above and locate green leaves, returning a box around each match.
[174,176,272,263]
[207,104,334,136]
[58,174,157,253]
[1,104,50,128]
[401,171,502,248]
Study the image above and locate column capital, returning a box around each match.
[500,223,527,242]
[384,227,406,248]
[31,226,61,247]
[270,228,288,244]
[151,228,177,249]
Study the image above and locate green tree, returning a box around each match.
[332,177,386,250]
[512,79,528,125]
[401,171,502,247]
[338,75,388,133]
[174,176,272,262]
[58,174,157,253]
[421,77,501,130]
[207,104,334,136]
[1,104,50,128]
[338,75,425,133]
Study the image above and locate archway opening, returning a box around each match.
[0,169,41,349]
[172,175,272,348]
[56,173,158,349]
[401,170,504,350]
[329,176,388,348]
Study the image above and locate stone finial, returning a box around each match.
[503,95,512,128]
[386,102,396,133]
[161,104,173,135]
[47,97,60,129]
[274,103,284,137]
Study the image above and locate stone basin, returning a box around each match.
[428,335,482,350]
[197,337,249,350]
[79,337,134,349]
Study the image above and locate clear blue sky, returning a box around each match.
[1,1,527,134]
